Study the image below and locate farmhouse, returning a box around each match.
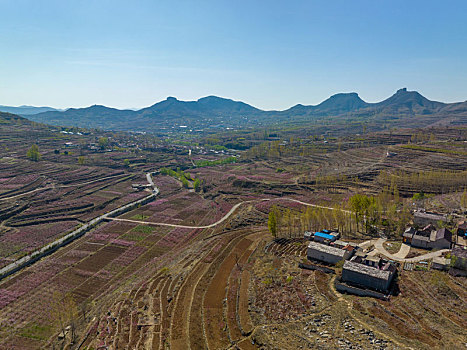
[342,257,396,292]
[307,241,354,265]
[403,226,452,249]
[429,228,452,249]
[304,231,313,241]
[413,209,447,227]
[403,227,416,244]
[313,231,337,243]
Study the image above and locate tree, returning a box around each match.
[26,144,41,161]
[181,176,189,188]
[349,194,363,232]
[123,158,130,167]
[49,291,79,345]
[268,209,277,238]
[78,156,85,165]
[98,137,109,150]
[193,178,201,192]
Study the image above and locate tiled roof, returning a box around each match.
[307,241,348,257]
[343,260,393,280]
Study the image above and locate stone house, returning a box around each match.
[307,241,354,265]
[341,256,396,292]
[403,226,452,249]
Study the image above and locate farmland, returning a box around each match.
[0,113,466,349]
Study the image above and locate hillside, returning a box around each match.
[25,89,467,133]
[0,111,32,125]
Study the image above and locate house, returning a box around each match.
[342,257,396,292]
[304,231,314,241]
[431,256,451,271]
[403,226,452,249]
[321,229,340,239]
[332,240,358,249]
[403,227,416,244]
[313,232,337,243]
[429,228,452,249]
[451,245,467,270]
[413,209,447,227]
[411,232,431,249]
[307,241,354,265]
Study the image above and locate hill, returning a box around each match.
[0,111,32,125]
[0,105,59,115]
[25,89,467,133]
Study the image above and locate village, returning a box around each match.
[300,209,467,300]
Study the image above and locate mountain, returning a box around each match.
[373,88,445,115]
[25,89,467,133]
[284,92,369,116]
[28,105,136,129]
[29,96,264,131]
[0,105,60,115]
[138,96,262,118]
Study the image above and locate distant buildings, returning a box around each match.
[403,225,452,249]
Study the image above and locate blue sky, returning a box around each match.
[0,0,466,110]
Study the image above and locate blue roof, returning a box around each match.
[321,229,331,233]
[314,232,335,240]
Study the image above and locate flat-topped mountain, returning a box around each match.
[24,89,467,132]
[374,88,446,114]
[138,96,261,118]
[284,92,369,116]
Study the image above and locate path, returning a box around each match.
[392,243,411,259]
[108,200,259,229]
[106,197,351,229]
[372,238,450,263]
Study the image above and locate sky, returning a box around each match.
[0,0,466,110]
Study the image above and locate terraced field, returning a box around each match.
[0,158,150,266]
[1,121,466,349]
[78,229,467,350]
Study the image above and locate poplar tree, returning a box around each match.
[268,210,277,238]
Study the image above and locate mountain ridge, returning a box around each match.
[0,105,60,115]
[22,89,467,132]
